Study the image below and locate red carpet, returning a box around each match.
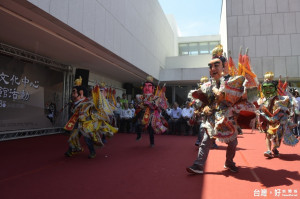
[0,130,299,199]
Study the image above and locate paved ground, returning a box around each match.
[0,130,299,199]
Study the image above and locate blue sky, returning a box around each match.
[158,0,222,36]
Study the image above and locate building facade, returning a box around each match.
[220,0,300,90]
[0,0,214,139]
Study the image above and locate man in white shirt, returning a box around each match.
[120,103,133,133]
[114,96,122,129]
[129,103,135,132]
[182,101,194,136]
[168,102,182,135]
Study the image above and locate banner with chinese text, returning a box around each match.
[0,54,65,131]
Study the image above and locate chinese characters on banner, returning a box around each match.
[0,72,40,108]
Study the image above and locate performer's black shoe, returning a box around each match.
[195,140,200,146]
[211,143,219,149]
[88,153,96,159]
[224,164,239,173]
[186,164,204,174]
[136,134,142,141]
[272,148,280,157]
[64,151,73,157]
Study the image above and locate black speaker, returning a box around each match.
[123,83,133,94]
[75,68,89,88]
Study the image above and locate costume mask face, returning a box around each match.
[71,88,80,102]
[262,82,277,98]
[143,82,154,94]
[209,58,223,81]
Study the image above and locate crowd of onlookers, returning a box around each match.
[114,93,199,136]
[114,88,300,138]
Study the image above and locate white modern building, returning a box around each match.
[0,0,217,139]
[1,0,299,139]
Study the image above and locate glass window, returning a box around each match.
[189,43,199,55]
[199,42,209,54]
[179,43,189,56]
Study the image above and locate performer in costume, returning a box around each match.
[135,76,168,147]
[257,72,298,158]
[186,45,259,174]
[189,76,215,147]
[64,77,118,158]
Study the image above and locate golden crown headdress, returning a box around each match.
[212,44,223,58]
[99,82,106,88]
[200,76,209,83]
[146,75,154,83]
[99,82,106,90]
[74,76,82,86]
[264,71,274,81]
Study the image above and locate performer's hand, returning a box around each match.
[192,89,203,99]
[203,106,212,115]
[212,87,224,102]
[255,110,261,116]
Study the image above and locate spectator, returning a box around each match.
[168,102,182,135]
[120,103,133,133]
[120,93,128,109]
[129,103,135,132]
[182,101,194,136]
[114,96,122,129]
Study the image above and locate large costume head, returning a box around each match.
[212,44,228,75]
[208,58,223,81]
[143,76,155,95]
[72,76,87,102]
[262,72,277,98]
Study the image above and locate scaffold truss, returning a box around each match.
[0,127,63,141]
[0,42,70,71]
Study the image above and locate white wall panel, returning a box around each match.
[249,15,260,36]
[231,0,243,16]
[267,35,279,56]
[262,57,274,74]
[272,13,284,34]
[286,56,299,77]
[266,0,277,14]
[104,12,114,51]
[279,35,291,56]
[274,57,286,77]
[284,13,296,34]
[94,3,106,46]
[83,0,96,40]
[244,36,256,57]
[243,0,254,15]
[238,16,249,36]
[49,0,68,24]
[289,0,300,12]
[96,0,111,11]
[68,0,84,33]
[277,0,289,13]
[291,34,300,55]
[261,14,272,35]
[254,0,266,14]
